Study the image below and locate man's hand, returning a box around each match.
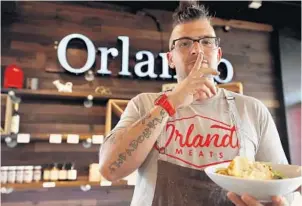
[227,192,288,206]
[167,52,219,109]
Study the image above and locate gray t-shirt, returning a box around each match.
[104,88,291,206]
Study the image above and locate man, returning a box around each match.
[99,1,295,205]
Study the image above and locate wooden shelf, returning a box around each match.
[1,89,132,102]
[1,133,104,143]
[1,176,131,192]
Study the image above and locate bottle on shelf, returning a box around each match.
[57,163,63,181]
[23,166,34,183]
[16,166,25,183]
[59,163,68,181]
[43,164,51,181]
[7,166,17,183]
[67,162,77,181]
[1,166,9,184]
[33,166,42,182]
[10,103,20,134]
[89,163,102,182]
[50,163,59,181]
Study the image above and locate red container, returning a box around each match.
[3,64,24,89]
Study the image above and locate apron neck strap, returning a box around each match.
[222,89,246,157]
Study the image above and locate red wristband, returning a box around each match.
[154,94,176,116]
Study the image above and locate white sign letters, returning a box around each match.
[57,34,96,74]
[57,33,234,83]
[215,58,234,83]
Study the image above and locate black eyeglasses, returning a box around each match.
[170,36,220,51]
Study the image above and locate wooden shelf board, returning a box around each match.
[1,177,130,191]
[1,133,104,142]
[1,89,132,102]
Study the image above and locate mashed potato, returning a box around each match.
[215,156,286,180]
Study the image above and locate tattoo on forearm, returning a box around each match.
[103,133,115,144]
[141,113,152,125]
[104,130,127,145]
[108,109,167,173]
[109,135,117,145]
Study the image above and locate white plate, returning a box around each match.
[205,162,302,202]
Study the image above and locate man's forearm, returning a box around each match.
[99,106,169,181]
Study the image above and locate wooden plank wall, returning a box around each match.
[1,1,285,205]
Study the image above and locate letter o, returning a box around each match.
[57,33,96,74]
[214,58,234,83]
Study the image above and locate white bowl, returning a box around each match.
[205,162,302,202]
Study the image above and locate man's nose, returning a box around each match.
[190,41,204,55]
[191,41,203,54]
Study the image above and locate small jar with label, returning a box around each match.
[7,166,17,183]
[1,166,9,184]
[43,164,51,181]
[50,163,59,181]
[16,166,25,183]
[89,163,101,182]
[33,166,42,182]
[67,163,77,181]
[58,163,67,181]
[24,166,34,183]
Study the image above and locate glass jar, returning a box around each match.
[7,166,17,183]
[16,166,25,183]
[23,166,34,183]
[33,166,42,182]
[1,166,9,184]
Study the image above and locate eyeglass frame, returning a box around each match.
[170,36,221,51]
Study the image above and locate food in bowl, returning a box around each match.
[215,156,286,180]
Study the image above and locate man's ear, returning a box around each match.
[217,47,222,63]
[167,52,175,69]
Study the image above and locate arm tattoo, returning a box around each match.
[141,113,152,125]
[109,135,117,145]
[108,109,168,173]
[103,133,115,144]
[104,131,127,145]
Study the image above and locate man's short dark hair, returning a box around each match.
[172,1,211,28]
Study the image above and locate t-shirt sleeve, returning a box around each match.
[255,101,288,164]
[104,95,141,141]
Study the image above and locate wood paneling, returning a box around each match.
[1,187,134,206]
[1,1,285,205]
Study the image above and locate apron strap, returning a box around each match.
[222,89,247,157]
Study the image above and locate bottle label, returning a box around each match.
[68,170,77,180]
[43,170,50,181]
[24,170,33,183]
[50,170,59,181]
[33,171,41,182]
[8,171,16,183]
[59,170,67,180]
[16,170,24,183]
[1,171,8,184]
[11,116,20,134]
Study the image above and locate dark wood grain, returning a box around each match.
[19,123,105,134]
[1,89,133,101]
[1,186,134,206]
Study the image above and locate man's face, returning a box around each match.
[168,19,222,82]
